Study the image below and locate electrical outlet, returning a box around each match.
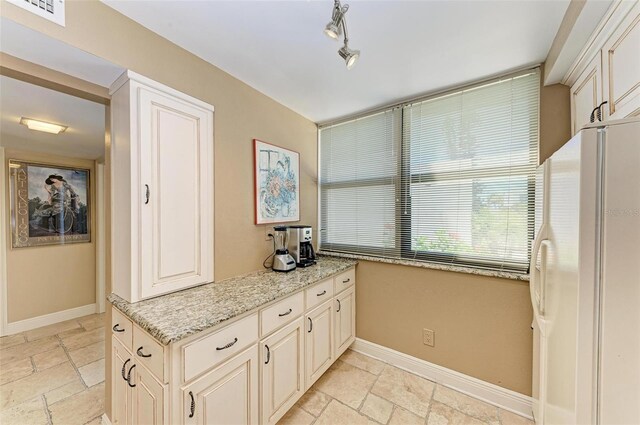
[265,225,275,241]
[423,329,435,347]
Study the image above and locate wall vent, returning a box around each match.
[6,0,65,27]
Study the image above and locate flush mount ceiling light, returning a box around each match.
[324,0,360,69]
[20,117,68,134]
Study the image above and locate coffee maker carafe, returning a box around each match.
[272,226,296,272]
[288,225,316,267]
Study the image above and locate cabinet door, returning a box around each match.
[570,53,602,135]
[602,6,640,119]
[305,300,334,390]
[183,345,259,425]
[261,318,304,425]
[334,286,356,358]
[112,336,132,425]
[138,87,214,299]
[130,363,166,425]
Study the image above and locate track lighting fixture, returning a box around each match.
[323,0,360,69]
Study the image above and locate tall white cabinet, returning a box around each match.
[110,71,214,303]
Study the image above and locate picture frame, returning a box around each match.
[9,160,91,248]
[253,139,300,225]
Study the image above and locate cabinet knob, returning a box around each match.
[144,184,150,204]
[337,299,342,312]
[317,290,327,296]
[121,359,130,381]
[265,345,271,364]
[308,317,313,333]
[113,324,125,333]
[342,278,350,283]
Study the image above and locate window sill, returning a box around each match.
[318,251,530,282]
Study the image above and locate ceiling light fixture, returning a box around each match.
[324,0,360,69]
[19,117,68,134]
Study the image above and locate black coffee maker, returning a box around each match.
[287,225,317,267]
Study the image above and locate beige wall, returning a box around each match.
[1,0,316,418]
[3,148,96,322]
[540,83,571,163]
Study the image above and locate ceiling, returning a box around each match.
[102,0,570,123]
[0,76,106,159]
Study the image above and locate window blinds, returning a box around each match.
[320,69,540,272]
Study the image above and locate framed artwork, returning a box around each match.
[254,139,300,224]
[9,160,91,248]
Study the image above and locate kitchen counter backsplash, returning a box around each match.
[108,256,357,345]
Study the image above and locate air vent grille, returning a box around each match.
[6,0,65,26]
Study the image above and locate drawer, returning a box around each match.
[305,279,334,311]
[111,307,133,350]
[133,326,166,382]
[260,292,304,337]
[334,267,355,294]
[183,313,258,382]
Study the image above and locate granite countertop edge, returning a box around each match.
[108,256,358,345]
[318,250,530,282]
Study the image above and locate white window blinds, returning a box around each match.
[320,69,539,272]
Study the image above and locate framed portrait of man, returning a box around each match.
[9,160,91,248]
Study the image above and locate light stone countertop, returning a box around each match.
[319,251,530,282]
[108,256,357,345]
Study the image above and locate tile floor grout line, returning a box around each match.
[42,393,54,425]
[423,381,437,425]
[55,334,89,390]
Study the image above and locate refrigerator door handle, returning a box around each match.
[539,240,551,316]
[530,223,548,320]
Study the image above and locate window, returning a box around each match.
[319,69,539,272]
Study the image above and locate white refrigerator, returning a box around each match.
[531,118,640,425]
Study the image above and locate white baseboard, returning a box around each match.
[3,303,97,336]
[102,413,112,425]
[351,338,533,420]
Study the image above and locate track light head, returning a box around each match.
[324,21,341,39]
[338,44,360,70]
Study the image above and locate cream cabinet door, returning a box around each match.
[130,363,167,425]
[138,87,214,300]
[602,6,640,119]
[334,286,356,358]
[570,53,602,135]
[260,318,304,425]
[112,336,133,425]
[305,300,334,390]
[183,345,259,425]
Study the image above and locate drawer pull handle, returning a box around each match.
[188,391,195,418]
[342,278,350,283]
[216,337,238,351]
[121,358,130,381]
[337,299,342,312]
[136,346,152,358]
[317,290,327,296]
[126,364,136,388]
[308,317,313,333]
[278,308,292,317]
[265,345,271,364]
[113,324,125,333]
[145,184,150,204]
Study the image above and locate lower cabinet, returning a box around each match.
[304,300,334,389]
[260,318,305,425]
[131,362,166,425]
[112,335,167,425]
[182,346,259,425]
[111,266,357,425]
[334,286,356,358]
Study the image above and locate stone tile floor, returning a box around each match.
[278,350,533,425]
[1,314,532,425]
[0,313,106,425]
